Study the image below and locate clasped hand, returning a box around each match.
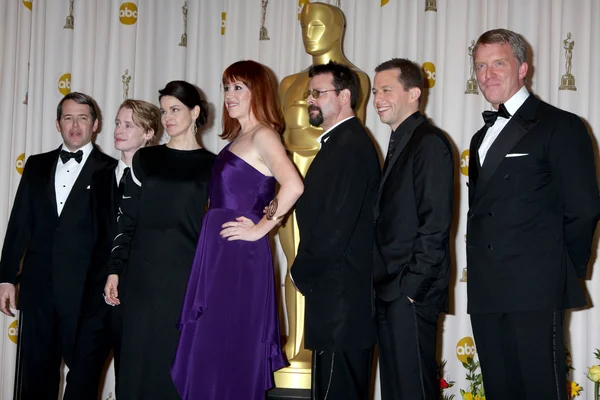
[220,216,262,242]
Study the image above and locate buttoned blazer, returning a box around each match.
[467,94,599,313]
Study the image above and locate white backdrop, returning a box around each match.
[1,0,599,399]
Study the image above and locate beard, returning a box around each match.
[308,105,324,127]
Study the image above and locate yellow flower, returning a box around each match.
[588,365,600,383]
[462,393,473,400]
[475,395,485,400]
[567,380,583,397]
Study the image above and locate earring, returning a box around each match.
[193,124,198,135]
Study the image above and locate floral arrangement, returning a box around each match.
[587,349,600,400]
[459,357,485,400]
[437,359,455,400]
[566,345,583,399]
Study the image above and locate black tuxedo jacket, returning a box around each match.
[467,94,599,314]
[373,112,454,310]
[0,146,116,314]
[83,165,120,306]
[291,117,380,351]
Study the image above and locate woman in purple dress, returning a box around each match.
[171,60,304,399]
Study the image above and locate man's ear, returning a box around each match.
[409,87,421,104]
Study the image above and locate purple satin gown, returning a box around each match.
[172,145,288,399]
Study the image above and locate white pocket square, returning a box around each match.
[505,153,529,158]
[86,185,91,189]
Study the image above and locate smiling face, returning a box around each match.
[114,107,153,153]
[474,43,528,109]
[159,95,198,138]
[372,68,419,131]
[55,99,97,151]
[223,80,252,121]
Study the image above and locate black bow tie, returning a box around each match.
[482,103,511,127]
[60,149,83,164]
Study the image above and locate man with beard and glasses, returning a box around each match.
[290,61,380,400]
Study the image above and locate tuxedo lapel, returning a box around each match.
[376,114,427,203]
[475,96,539,200]
[468,128,485,206]
[46,147,61,218]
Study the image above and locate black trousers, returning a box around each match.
[376,296,440,400]
[312,347,373,400]
[470,310,566,400]
[64,294,123,400]
[18,300,78,400]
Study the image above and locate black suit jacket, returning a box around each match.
[373,112,454,310]
[467,94,599,314]
[0,146,116,314]
[83,165,120,306]
[291,117,380,351]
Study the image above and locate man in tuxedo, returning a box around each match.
[0,92,116,399]
[290,61,380,400]
[64,99,160,399]
[467,29,599,399]
[372,58,454,400]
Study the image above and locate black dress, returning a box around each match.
[108,145,216,399]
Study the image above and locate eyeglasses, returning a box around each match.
[303,89,340,100]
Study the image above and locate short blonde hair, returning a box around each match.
[118,99,163,145]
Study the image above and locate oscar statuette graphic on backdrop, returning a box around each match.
[559,32,577,91]
[465,40,478,95]
[179,1,188,47]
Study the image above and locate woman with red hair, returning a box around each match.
[172,60,304,400]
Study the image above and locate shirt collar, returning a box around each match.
[496,85,529,116]
[116,159,129,182]
[317,116,355,147]
[392,111,422,136]
[62,141,94,157]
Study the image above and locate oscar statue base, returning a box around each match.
[267,388,311,399]
[464,79,479,94]
[559,74,577,91]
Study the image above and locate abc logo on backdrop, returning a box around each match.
[120,2,138,25]
[16,153,25,175]
[422,62,436,88]
[22,0,32,11]
[58,73,72,95]
[8,320,18,344]
[456,336,476,364]
[460,149,470,176]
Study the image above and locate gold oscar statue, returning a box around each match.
[275,2,370,390]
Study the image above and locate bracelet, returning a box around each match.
[266,199,279,221]
[267,214,285,221]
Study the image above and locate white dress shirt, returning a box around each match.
[54,141,94,215]
[478,86,529,165]
[317,116,355,148]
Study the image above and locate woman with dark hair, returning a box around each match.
[104,81,216,399]
[171,60,303,399]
